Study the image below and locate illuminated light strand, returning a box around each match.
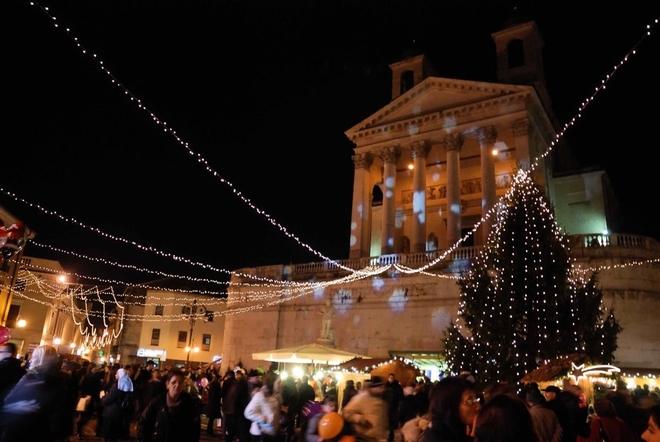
[12,264,389,322]
[16,263,389,304]
[391,18,659,275]
[21,2,372,277]
[28,240,328,288]
[7,5,657,317]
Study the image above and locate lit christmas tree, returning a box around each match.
[442,170,621,388]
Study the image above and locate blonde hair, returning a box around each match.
[29,345,59,369]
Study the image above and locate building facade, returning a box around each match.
[220,20,660,379]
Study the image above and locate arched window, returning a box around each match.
[507,39,524,68]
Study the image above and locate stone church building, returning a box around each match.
[221,19,660,379]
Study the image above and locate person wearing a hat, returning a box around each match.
[527,386,563,442]
[342,376,389,442]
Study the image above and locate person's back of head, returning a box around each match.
[0,342,18,361]
[594,398,617,419]
[475,394,539,442]
[525,387,544,406]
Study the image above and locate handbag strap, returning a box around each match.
[598,419,611,442]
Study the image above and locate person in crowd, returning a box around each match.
[305,394,351,442]
[526,386,562,442]
[98,367,132,442]
[641,404,660,442]
[119,365,136,439]
[474,393,539,442]
[280,375,299,442]
[61,358,82,440]
[384,373,404,442]
[297,375,317,435]
[144,368,166,406]
[341,380,359,410]
[244,373,282,442]
[560,382,590,440]
[204,371,222,437]
[342,376,390,442]
[415,376,481,442]
[543,386,572,442]
[234,369,253,442]
[0,342,26,407]
[134,360,155,417]
[577,398,637,442]
[398,383,424,431]
[138,367,201,442]
[222,369,240,440]
[606,390,649,439]
[76,361,103,439]
[0,344,71,442]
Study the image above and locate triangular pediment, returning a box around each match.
[346,76,529,135]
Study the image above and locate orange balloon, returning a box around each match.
[339,435,356,442]
[318,411,343,440]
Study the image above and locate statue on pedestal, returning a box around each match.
[319,299,336,341]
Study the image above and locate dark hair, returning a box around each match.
[164,367,186,382]
[593,398,617,419]
[474,394,539,442]
[649,404,660,429]
[1,342,18,355]
[323,394,338,406]
[428,376,476,436]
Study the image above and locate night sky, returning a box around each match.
[4,0,659,292]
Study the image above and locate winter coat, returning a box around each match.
[137,391,201,442]
[244,386,281,436]
[417,420,473,442]
[0,363,71,442]
[98,381,129,439]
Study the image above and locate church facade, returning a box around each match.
[221,20,659,379]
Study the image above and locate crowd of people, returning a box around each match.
[0,344,658,442]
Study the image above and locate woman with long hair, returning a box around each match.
[417,376,481,442]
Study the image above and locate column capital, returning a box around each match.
[442,133,464,152]
[378,145,401,163]
[352,152,374,169]
[409,140,431,159]
[476,126,498,145]
[512,118,530,137]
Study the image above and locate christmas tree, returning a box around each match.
[442,170,621,388]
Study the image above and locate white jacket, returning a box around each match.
[244,385,281,436]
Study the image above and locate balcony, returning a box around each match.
[234,233,660,283]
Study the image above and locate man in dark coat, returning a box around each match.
[383,373,404,442]
[0,342,26,407]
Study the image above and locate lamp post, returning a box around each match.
[183,299,206,368]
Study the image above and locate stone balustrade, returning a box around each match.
[282,233,659,281]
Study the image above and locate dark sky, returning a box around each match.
[4,0,659,292]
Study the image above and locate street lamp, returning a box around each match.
[182,299,206,368]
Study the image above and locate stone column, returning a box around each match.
[443,133,464,248]
[378,146,401,255]
[477,126,498,243]
[512,118,531,170]
[350,153,374,259]
[410,141,431,253]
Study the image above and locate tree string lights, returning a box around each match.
[15,2,657,280]
[3,4,656,324]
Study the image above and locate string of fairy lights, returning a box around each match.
[4,4,659,333]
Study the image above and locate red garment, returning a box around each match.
[577,416,638,442]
